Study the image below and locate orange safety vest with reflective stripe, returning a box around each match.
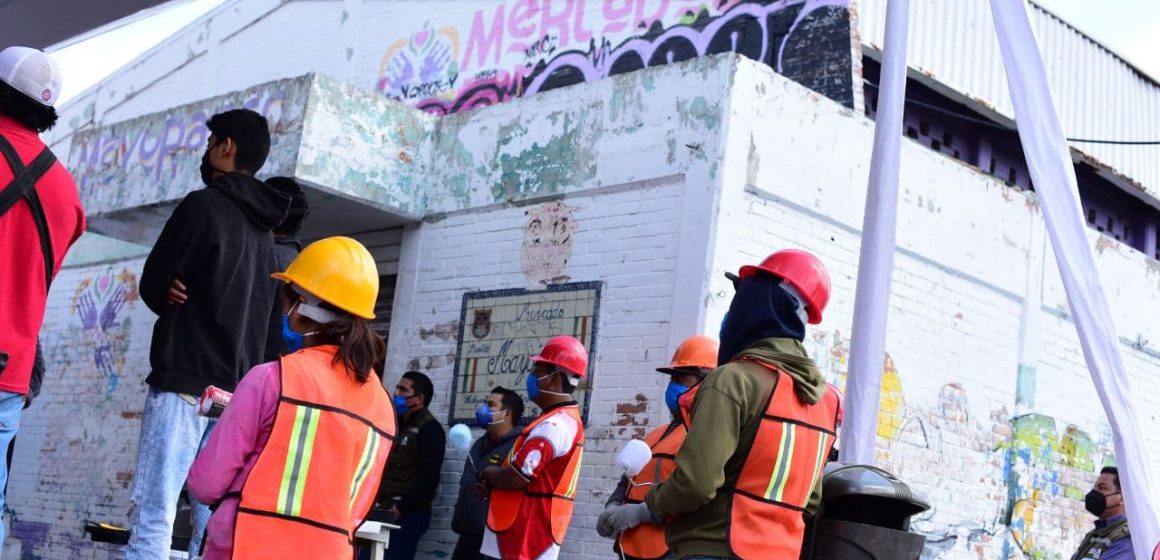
[727,357,839,560]
[232,346,396,558]
[486,404,585,553]
[616,420,687,560]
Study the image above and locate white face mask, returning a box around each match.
[290,285,342,324]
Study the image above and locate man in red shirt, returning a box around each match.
[479,336,589,560]
[0,45,85,552]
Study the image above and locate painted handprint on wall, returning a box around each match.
[71,269,139,396]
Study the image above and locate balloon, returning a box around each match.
[449,423,473,450]
[617,439,652,477]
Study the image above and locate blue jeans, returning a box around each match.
[125,388,208,560]
[383,510,432,560]
[187,418,217,558]
[0,391,25,555]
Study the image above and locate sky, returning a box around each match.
[46,0,1160,106]
[1035,0,1160,80]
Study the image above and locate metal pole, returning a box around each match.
[839,0,910,466]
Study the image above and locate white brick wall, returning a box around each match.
[19,52,1160,560]
[385,180,688,560]
[5,258,153,559]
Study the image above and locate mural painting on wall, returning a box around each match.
[450,281,601,426]
[67,268,140,397]
[521,201,578,284]
[377,0,855,115]
[803,329,1115,560]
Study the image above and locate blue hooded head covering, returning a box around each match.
[717,273,805,364]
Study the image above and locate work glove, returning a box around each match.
[596,504,619,538]
[606,502,657,533]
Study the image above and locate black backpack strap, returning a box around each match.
[0,134,59,290]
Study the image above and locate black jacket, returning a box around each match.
[451,429,520,536]
[263,237,302,362]
[140,173,290,395]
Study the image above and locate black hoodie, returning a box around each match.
[140,173,290,395]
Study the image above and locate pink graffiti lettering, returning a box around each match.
[540,0,574,47]
[464,4,506,69]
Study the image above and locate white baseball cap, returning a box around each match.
[0,47,62,107]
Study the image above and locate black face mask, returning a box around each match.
[200,140,222,186]
[1085,489,1119,516]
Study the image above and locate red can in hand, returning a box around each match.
[199,386,233,418]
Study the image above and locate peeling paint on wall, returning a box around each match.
[495,104,603,202]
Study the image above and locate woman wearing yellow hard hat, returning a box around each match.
[187,236,397,559]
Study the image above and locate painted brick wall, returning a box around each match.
[4,258,153,559]
[385,179,689,560]
[712,58,1160,559]
[17,53,1160,560]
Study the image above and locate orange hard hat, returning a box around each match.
[530,336,589,378]
[738,249,831,324]
[656,335,719,376]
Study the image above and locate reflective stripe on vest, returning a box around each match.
[616,421,686,560]
[233,346,396,559]
[727,358,839,560]
[486,404,585,551]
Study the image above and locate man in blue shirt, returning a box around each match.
[1071,466,1132,560]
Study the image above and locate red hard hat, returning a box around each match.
[738,249,831,324]
[530,336,589,378]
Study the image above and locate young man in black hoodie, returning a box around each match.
[127,109,289,559]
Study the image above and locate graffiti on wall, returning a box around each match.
[69,268,140,396]
[377,0,854,115]
[450,281,602,425]
[804,329,1113,560]
[10,265,148,558]
[68,77,313,218]
[521,201,579,284]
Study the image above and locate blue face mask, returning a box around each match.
[665,381,690,415]
[393,395,410,416]
[281,314,305,353]
[525,372,542,401]
[475,403,506,428]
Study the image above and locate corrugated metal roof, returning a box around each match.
[856,0,1160,199]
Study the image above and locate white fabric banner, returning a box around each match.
[991,1,1160,556]
[839,0,909,466]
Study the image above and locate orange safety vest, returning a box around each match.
[616,420,687,560]
[232,346,396,559]
[727,358,839,560]
[486,404,585,554]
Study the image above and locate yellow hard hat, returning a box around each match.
[272,236,379,319]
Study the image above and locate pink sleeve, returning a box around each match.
[187,362,280,505]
